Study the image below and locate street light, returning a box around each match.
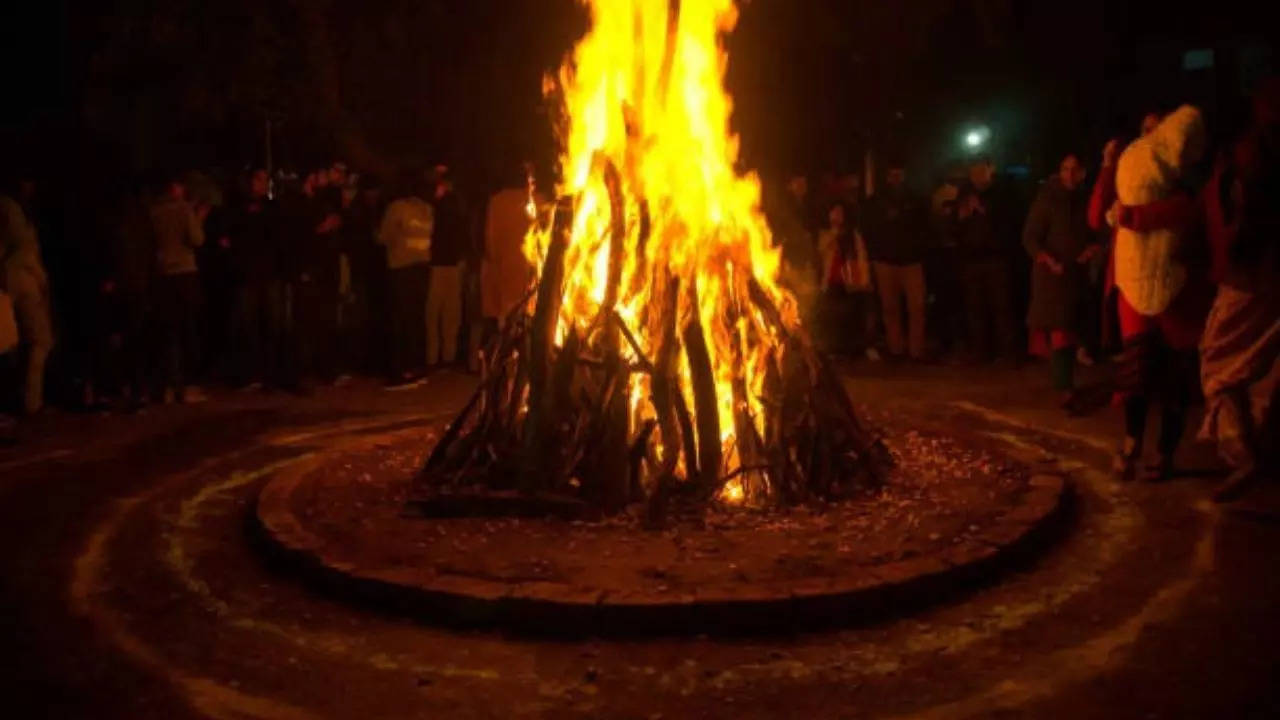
[965,130,984,148]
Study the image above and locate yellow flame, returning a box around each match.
[529,0,797,502]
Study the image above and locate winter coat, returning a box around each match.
[1113,105,1207,315]
[149,196,205,276]
[481,187,533,320]
[861,188,928,265]
[378,196,434,270]
[1022,176,1092,330]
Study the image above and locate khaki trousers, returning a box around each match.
[873,262,926,359]
[426,264,462,366]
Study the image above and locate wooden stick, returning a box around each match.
[600,158,627,319]
[628,418,658,503]
[521,196,574,492]
[682,280,721,496]
[671,382,699,483]
[612,311,655,373]
[415,379,484,485]
[649,275,680,476]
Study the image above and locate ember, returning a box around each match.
[415,0,890,519]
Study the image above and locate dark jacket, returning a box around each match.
[429,191,466,266]
[1022,176,1092,330]
[861,187,928,265]
[281,192,340,284]
[956,183,1016,262]
[227,198,279,287]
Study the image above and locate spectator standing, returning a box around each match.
[426,167,465,370]
[284,169,343,390]
[863,163,929,361]
[1108,107,1213,482]
[339,174,385,377]
[816,201,875,356]
[225,169,281,389]
[148,176,208,403]
[1022,154,1100,408]
[1200,78,1280,501]
[0,179,54,414]
[197,183,234,381]
[377,171,434,387]
[481,171,535,328]
[1088,111,1165,360]
[927,171,965,358]
[88,182,155,410]
[956,159,1017,361]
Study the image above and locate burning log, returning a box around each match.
[521,197,573,492]
[681,280,722,498]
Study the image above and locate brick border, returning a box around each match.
[252,427,1069,637]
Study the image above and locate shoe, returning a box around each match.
[1113,437,1141,482]
[181,386,209,404]
[237,381,264,393]
[332,374,353,387]
[1076,347,1096,367]
[864,347,882,362]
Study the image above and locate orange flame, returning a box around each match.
[528,0,797,503]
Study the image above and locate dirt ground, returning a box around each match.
[2,361,1278,719]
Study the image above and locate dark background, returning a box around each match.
[1,0,1275,192]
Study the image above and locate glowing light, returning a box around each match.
[721,479,745,504]
[963,125,991,150]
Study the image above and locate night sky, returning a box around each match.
[1,0,1274,190]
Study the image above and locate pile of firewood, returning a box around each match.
[412,193,891,523]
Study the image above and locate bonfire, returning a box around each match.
[414,0,889,522]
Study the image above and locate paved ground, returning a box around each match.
[2,362,1277,719]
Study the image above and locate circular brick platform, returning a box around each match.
[253,422,1068,635]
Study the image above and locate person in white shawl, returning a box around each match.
[1108,106,1214,482]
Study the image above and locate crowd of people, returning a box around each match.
[769,79,1278,501]
[2,80,1276,501]
[0,162,537,419]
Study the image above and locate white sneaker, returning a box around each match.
[182,386,210,403]
[865,348,882,362]
[1076,347,1095,367]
